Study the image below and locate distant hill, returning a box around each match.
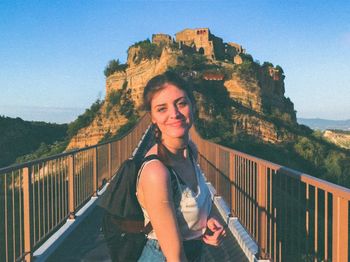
[298,118,350,130]
[0,116,68,168]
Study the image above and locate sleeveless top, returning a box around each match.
[136,157,212,240]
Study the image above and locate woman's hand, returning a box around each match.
[202,218,226,246]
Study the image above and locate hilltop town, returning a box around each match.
[67,27,295,149]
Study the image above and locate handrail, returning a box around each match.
[0,114,151,262]
[190,126,349,262]
[0,114,150,173]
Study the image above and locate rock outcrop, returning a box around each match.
[67,28,298,150]
[107,47,179,108]
[323,130,350,149]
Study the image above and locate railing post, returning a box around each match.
[108,143,112,179]
[215,145,219,191]
[93,148,98,196]
[229,152,236,215]
[257,163,268,259]
[332,196,348,262]
[23,167,32,262]
[68,155,76,219]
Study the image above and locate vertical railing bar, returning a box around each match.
[54,159,58,227]
[19,170,23,256]
[247,160,250,233]
[75,155,78,208]
[43,162,47,238]
[306,183,310,257]
[12,172,16,260]
[314,187,318,259]
[254,162,258,239]
[64,157,66,216]
[93,148,98,197]
[243,158,246,227]
[46,161,50,236]
[38,164,41,242]
[237,156,240,219]
[269,169,273,256]
[23,167,32,262]
[5,173,8,262]
[248,160,251,234]
[332,195,348,261]
[296,180,300,259]
[68,155,75,219]
[258,163,268,259]
[32,166,36,244]
[324,191,328,261]
[58,159,62,222]
[50,161,54,230]
[244,159,247,230]
[229,152,235,215]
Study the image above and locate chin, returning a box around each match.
[167,128,188,138]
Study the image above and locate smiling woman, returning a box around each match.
[135,72,225,262]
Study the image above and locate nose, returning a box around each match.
[169,105,181,118]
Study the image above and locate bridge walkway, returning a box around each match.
[46,203,248,262]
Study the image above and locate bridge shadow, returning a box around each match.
[46,202,248,262]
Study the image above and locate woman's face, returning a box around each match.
[150,83,193,141]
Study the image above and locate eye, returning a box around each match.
[157,106,167,112]
[177,100,188,108]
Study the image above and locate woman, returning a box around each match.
[136,71,225,262]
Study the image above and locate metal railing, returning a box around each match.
[0,114,150,262]
[191,128,349,262]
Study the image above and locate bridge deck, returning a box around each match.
[46,204,248,262]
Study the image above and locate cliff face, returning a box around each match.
[323,130,350,149]
[67,31,298,149]
[224,74,262,112]
[67,103,129,149]
[107,47,179,108]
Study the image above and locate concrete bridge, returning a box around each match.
[1,114,349,261]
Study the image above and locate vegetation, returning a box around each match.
[130,39,163,64]
[191,77,350,188]
[67,99,103,138]
[99,116,138,143]
[15,140,68,163]
[105,89,123,116]
[0,116,68,168]
[104,59,127,77]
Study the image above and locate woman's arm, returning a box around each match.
[138,160,187,262]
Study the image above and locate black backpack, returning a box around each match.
[99,154,165,262]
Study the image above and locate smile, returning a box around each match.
[168,121,185,127]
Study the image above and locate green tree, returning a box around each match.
[104,59,127,77]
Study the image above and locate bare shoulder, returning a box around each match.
[188,140,198,161]
[139,155,170,187]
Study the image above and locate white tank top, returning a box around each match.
[136,158,212,240]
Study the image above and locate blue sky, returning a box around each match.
[0,0,349,123]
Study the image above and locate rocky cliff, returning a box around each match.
[67,30,298,149]
[323,130,350,149]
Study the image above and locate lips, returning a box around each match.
[168,120,185,127]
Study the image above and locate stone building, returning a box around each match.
[175,28,225,60]
[225,42,245,64]
[152,33,173,46]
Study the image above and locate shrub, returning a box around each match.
[104,59,127,77]
[130,39,163,64]
[67,99,103,138]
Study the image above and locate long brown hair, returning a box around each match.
[143,71,195,165]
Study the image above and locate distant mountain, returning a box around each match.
[0,116,68,168]
[298,118,350,131]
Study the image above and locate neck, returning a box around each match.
[161,135,189,159]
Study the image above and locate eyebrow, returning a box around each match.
[153,96,187,108]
